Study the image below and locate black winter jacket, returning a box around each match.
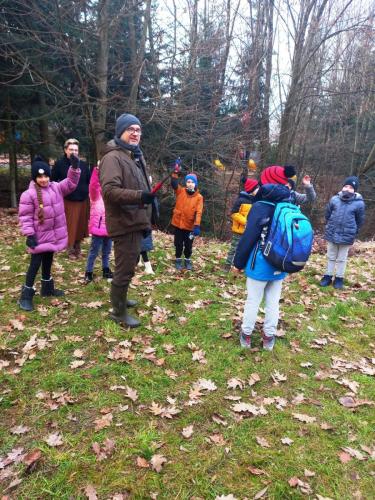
[52,155,91,202]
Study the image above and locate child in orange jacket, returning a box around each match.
[171,173,204,270]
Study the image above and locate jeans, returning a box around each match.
[242,277,284,337]
[326,242,351,278]
[25,252,54,287]
[86,236,112,272]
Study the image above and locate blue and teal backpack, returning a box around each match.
[260,201,314,273]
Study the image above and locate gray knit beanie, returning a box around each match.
[115,113,142,138]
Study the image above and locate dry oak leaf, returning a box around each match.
[150,454,167,472]
[181,425,194,439]
[70,359,85,369]
[338,451,352,463]
[192,350,207,364]
[92,438,115,461]
[248,373,261,386]
[149,402,181,419]
[316,496,334,500]
[124,386,138,402]
[73,349,85,358]
[256,436,271,448]
[339,396,373,408]
[271,370,287,383]
[44,432,64,447]
[10,425,30,435]
[227,378,244,390]
[212,414,228,427]
[84,301,103,308]
[232,402,267,416]
[196,378,217,392]
[22,449,42,468]
[9,319,25,331]
[209,433,225,446]
[253,486,268,499]
[247,466,266,475]
[215,496,238,500]
[136,456,150,468]
[292,413,317,424]
[84,484,98,500]
[341,447,366,461]
[281,437,294,446]
[94,412,113,431]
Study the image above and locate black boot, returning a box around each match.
[18,286,35,311]
[102,267,113,279]
[110,283,140,328]
[41,278,64,297]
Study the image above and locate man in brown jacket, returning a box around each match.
[100,113,155,327]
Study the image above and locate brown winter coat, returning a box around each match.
[99,140,151,237]
[171,185,204,231]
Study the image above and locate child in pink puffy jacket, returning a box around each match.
[18,155,81,311]
[84,165,113,283]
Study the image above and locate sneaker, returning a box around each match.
[184,259,193,271]
[319,275,332,287]
[333,277,344,289]
[84,271,94,283]
[262,335,275,351]
[102,268,113,279]
[239,331,252,349]
[175,258,183,270]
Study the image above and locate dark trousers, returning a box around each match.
[140,251,149,263]
[25,252,54,287]
[112,232,143,287]
[174,228,193,259]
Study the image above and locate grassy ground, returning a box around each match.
[0,211,374,499]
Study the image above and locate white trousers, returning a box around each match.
[326,242,351,278]
[242,278,284,337]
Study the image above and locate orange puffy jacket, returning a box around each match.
[171,184,204,231]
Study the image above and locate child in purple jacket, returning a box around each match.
[84,165,113,283]
[18,156,81,311]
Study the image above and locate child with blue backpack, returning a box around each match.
[234,165,313,351]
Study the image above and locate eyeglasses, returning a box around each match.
[126,127,142,136]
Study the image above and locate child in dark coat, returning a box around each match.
[234,165,295,351]
[320,176,365,289]
[224,178,259,271]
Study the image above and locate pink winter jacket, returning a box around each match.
[18,167,80,254]
[88,167,108,237]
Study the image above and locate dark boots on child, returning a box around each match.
[110,283,140,328]
[41,278,64,297]
[319,275,332,287]
[18,286,35,311]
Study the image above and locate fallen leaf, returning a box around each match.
[341,447,366,461]
[227,378,244,390]
[10,425,30,435]
[150,454,167,472]
[136,456,149,468]
[181,425,194,439]
[338,451,352,463]
[253,486,268,499]
[84,484,98,500]
[292,413,316,424]
[44,432,64,447]
[124,386,138,402]
[247,466,266,475]
[209,433,225,445]
[248,373,261,386]
[256,436,271,448]
[22,449,42,468]
[281,437,294,446]
[94,412,113,430]
[70,360,85,369]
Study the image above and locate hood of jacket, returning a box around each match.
[255,183,291,203]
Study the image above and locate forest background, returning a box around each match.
[0,0,374,238]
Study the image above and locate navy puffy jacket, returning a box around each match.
[324,192,365,245]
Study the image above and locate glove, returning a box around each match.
[140,191,156,204]
[26,235,37,248]
[193,225,200,237]
[69,154,80,169]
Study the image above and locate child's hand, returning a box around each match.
[26,235,37,248]
[302,175,311,186]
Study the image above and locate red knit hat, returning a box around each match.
[260,165,296,186]
[244,178,259,193]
